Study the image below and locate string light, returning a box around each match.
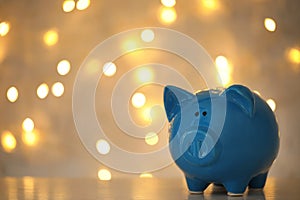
[140,29,155,43]
[135,67,153,83]
[57,59,71,76]
[62,0,76,12]
[1,131,17,153]
[0,21,10,36]
[22,131,38,146]
[22,118,35,132]
[98,169,112,181]
[96,139,110,155]
[215,55,232,86]
[51,82,65,97]
[145,132,159,146]
[43,30,58,46]
[131,92,146,108]
[287,48,300,64]
[267,99,276,112]
[159,7,177,25]
[6,86,19,103]
[139,173,153,178]
[161,0,176,8]
[201,0,220,11]
[103,62,117,77]
[76,0,90,11]
[37,83,49,99]
[264,18,276,32]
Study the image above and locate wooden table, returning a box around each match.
[0,177,298,199]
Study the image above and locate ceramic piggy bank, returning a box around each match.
[163,84,279,196]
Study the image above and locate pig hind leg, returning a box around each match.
[248,172,268,189]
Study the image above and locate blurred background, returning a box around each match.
[0,0,299,181]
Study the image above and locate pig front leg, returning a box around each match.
[185,176,210,194]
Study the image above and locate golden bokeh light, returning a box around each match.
[131,92,146,108]
[103,62,117,77]
[287,48,300,64]
[215,55,232,86]
[6,86,19,103]
[141,29,155,43]
[62,0,76,12]
[1,131,17,153]
[264,18,276,32]
[37,83,49,99]
[253,90,261,96]
[98,169,112,181]
[159,7,177,25]
[43,30,59,46]
[122,39,138,52]
[22,131,38,146]
[96,139,110,155]
[145,132,159,146]
[57,59,71,76]
[161,0,176,8]
[135,67,153,83]
[139,173,153,178]
[76,0,90,11]
[267,98,276,112]
[22,118,35,132]
[0,21,10,36]
[201,0,220,10]
[51,82,65,97]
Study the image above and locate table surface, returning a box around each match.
[0,177,298,200]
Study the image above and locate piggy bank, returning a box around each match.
[163,84,279,196]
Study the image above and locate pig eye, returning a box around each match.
[194,111,199,117]
[202,111,207,116]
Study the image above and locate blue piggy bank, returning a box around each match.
[163,85,279,196]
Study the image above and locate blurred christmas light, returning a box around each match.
[287,48,300,64]
[37,83,49,99]
[135,67,153,83]
[267,98,276,112]
[76,0,90,11]
[98,169,112,181]
[6,86,18,103]
[145,132,159,146]
[139,173,153,178]
[0,21,10,36]
[253,90,261,96]
[264,18,276,32]
[161,0,176,8]
[159,7,177,25]
[215,55,232,86]
[131,92,146,108]
[57,59,71,76]
[96,139,110,155]
[141,107,152,124]
[141,29,155,43]
[51,82,65,97]
[122,39,138,52]
[1,131,17,153]
[103,62,117,77]
[62,0,75,12]
[43,30,58,46]
[22,131,38,146]
[22,118,35,132]
[201,0,220,11]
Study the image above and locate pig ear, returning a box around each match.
[222,85,255,117]
[163,86,194,122]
